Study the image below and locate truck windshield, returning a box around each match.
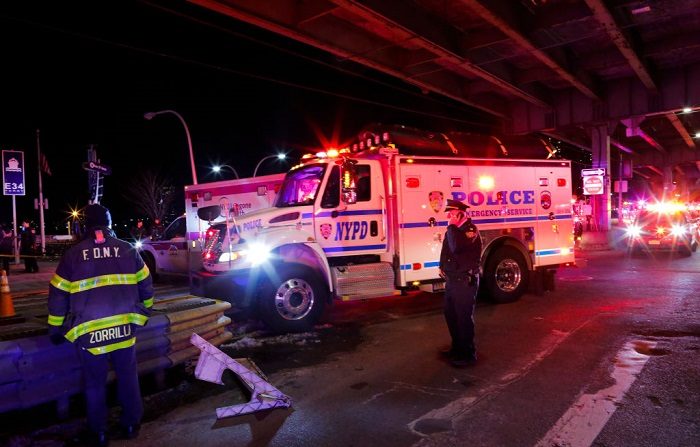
[275,164,327,207]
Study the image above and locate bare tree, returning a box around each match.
[122,170,176,222]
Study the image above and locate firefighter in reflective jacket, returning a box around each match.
[439,199,482,367]
[47,204,154,446]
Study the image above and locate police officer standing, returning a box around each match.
[20,219,39,273]
[47,204,154,446]
[439,199,482,367]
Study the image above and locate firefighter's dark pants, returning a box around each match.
[79,345,143,433]
[444,274,479,356]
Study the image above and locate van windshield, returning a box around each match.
[275,164,326,207]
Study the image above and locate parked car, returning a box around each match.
[625,208,698,256]
[135,216,188,280]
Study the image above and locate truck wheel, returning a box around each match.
[484,246,528,303]
[141,252,159,282]
[259,265,327,333]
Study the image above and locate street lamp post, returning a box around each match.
[212,164,240,179]
[144,110,198,185]
[253,154,287,177]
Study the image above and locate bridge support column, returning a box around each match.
[591,125,611,231]
[663,166,675,200]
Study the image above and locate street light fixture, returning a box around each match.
[144,110,198,185]
[253,153,287,177]
[212,164,240,179]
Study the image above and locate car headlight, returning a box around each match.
[625,225,641,238]
[670,225,687,237]
[134,240,143,248]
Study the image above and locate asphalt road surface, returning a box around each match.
[3,248,699,447]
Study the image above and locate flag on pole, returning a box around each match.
[39,152,52,176]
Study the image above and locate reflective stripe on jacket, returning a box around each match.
[47,227,154,355]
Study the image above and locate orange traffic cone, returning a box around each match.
[0,268,15,318]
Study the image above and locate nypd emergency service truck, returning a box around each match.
[191,125,575,332]
[137,174,283,278]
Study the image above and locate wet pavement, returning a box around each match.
[2,241,699,447]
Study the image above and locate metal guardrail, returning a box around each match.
[0,295,231,414]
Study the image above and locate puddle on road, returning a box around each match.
[632,340,671,356]
[632,329,700,338]
[647,395,663,408]
[220,324,365,376]
[413,417,452,435]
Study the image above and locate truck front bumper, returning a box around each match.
[190,268,260,309]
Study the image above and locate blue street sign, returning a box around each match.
[2,150,26,196]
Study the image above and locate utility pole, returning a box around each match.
[36,130,46,255]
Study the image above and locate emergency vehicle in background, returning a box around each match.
[191,125,575,332]
[136,174,283,279]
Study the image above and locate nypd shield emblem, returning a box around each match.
[429,191,444,213]
[320,223,332,239]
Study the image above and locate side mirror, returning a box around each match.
[197,205,221,222]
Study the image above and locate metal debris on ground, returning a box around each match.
[190,333,292,419]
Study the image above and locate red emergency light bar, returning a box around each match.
[301,124,564,161]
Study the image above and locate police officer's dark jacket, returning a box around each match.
[439,220,482,275]
[48,226,154,355]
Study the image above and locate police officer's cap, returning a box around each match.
[85,204,112,229]
[445,199,469,213]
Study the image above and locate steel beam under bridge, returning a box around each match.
[511,62,700,134]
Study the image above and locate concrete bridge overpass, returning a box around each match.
[189,0,700,227]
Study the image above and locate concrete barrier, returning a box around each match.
[0,294,231,414]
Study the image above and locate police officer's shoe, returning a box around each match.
[439,348,457,359]
[119,424,141,440]
[82,430,109,447]
[450,354,477,367]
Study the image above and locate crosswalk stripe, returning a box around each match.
[535,340,656,447]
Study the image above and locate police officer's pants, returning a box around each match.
[79,345,143,433]
[444,275,478,356]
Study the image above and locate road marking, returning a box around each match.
[408,319,594,438]
[535,339,656,447]
[559,275,593,282]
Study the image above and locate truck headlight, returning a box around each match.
[218,243,271,265]
[245,242,271,265]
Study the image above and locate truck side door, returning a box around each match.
[314,160,387,257]
[534,166,574,265]
[397,159,444,284]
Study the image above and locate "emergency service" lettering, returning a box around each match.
[88,324,131,344]
[82,247,120,261]
[335,221,368,241]
[451,190,535,206]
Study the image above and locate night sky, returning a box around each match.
[0,2,520,235]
